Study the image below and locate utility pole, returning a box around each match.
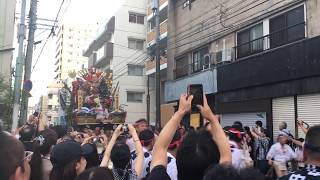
[12,0,27,131]
[146,76,150,124]
[20,0,38,123]
[152,0,161,129]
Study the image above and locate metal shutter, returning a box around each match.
[220,112,267,129]
[272,97,295,141]
[297,94,320,138]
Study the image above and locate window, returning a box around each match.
[48,94,53,99]
[237,23,263,58]
[128,39,144,50]
[192,47,209,72]
[175,56,188,79]
[96,45,105,60]
[270,6,305,48]
[129,13,145,24]
[127,92,144,102]
[128,65,144,76]
[48,105,53,110]
[148,8,168,31]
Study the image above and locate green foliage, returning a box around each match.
[0,75,13,130]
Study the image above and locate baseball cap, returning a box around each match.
[50,141,87,167]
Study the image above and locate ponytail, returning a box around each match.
[31,129,58,180]
[30,140,43,180]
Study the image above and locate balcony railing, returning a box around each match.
[147,0,168,16]
[147,20,168,44]
[174,64,191,79]
[174,22,306,80]
[145,56,167,72]
[235,22,305,59]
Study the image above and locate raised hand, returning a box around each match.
[114,124,123,137]
[196,95,217,121]
[177,94,193,115]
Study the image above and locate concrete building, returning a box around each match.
[166,0,320,139]
[0,0,15,81]
[38,83,61,126]
[54,24,95,82]
[83,0,148,123]
[145,0,172,125]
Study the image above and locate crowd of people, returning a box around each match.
[1,94,320,180]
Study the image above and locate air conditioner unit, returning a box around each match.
[215,48,233,64]
[202,53,212,70]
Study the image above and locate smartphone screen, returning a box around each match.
[188,84,203,112]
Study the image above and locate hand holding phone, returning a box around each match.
[188,84,203,113]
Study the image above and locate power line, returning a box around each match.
[35,29,50,39]
[164,0,235,41]
[112,53,148,74]
[169,0,296,50]
[57,0,72,23]
[169,0,265,48]
[147,0,238,44]
[51,0,66,35]
[31,0,67,73]
[31,32,51,73]
[111,44,148,69]
[113,56,149,80]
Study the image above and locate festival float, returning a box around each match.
[71,68,126,127]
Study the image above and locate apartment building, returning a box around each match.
[83,0,148,123]
[54,24,95,82]
[0,0,15,81]
[166,0,320,139]
[38,82,61,126]
[145,0,173,125]
[0,0,15,125]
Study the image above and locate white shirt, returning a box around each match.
[131,147,152,178]
[230,141,253,170]
[167,152,178,180]
[127,138,136,152]
[267,142,295,163]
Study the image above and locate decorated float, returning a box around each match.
[71,68,126,126]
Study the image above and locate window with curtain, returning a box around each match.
[237,23,263,58]
[192,47,209,72]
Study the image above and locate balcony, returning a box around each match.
[173,22,306,79]
[234,22,305,59]
[147,20,168,45]
[83,16,115,57]
[165,69,217,102]
[218,35,320,92]
[145,56,167,75]
[147,0,168,17]
[94,42,113,69]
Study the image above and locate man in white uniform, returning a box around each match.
[131,129,154,178]
[267,132,295,178]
